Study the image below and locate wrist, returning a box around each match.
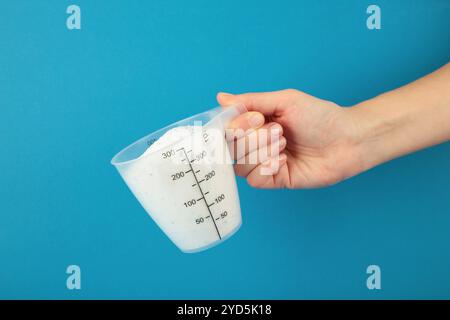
[341,63,450,176]
[345,98,402,172]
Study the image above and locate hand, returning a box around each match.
[217,63,450,189]
[217,89,363,189]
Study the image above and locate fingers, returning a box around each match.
[227,111,265,132]
[234,136,287,177]
[225,115,287,185]
[232,122,283,161]
[246,153,288,188]
[217,89,301,116]
[217,90,298,189]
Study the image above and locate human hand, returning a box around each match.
[217,64,450,189]
[217,89,363,188]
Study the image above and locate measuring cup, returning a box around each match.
[111,105,246,253]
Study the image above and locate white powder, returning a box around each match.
[120,125,242,253]
[142,126,199,157]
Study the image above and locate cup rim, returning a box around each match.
[111,107,225,166]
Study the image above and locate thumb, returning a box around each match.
[217,89,299,116]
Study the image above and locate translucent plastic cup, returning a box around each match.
[111,106,246,253]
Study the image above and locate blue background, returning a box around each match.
[1,0,449,299]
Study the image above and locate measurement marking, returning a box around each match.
[181,148,221,240]
[196,197,204,202]
[181,158,186,162]
[205,216,210,219]
[187,150,192,153]
[205,191,210,195]
[191,183,197,187]
[198,179,205,184]
[176,148,184,152]
[195,170,201,174]
[215,217,220,221]
[208,203,215,207]
[185,169,192,174]
[190,159,196,163]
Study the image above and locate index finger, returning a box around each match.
[217,90,299,116]
[228,111,265,131]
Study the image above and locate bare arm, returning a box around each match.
[350,62,450,172]
[218,62,450,189]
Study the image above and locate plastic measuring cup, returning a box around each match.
[111,105,246,253]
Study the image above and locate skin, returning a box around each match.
[217,62,450,189]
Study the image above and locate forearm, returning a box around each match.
[349,62,450,171]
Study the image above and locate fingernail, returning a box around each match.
[271,123,283,136]
[248,112,265,128]
[219,92,234,98]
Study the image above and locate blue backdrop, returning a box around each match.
[1,0,449,299]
